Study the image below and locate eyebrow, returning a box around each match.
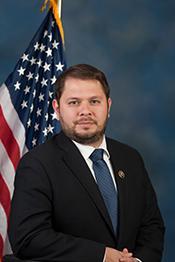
[66,96,103,101]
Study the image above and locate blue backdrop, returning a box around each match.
[0,1,174,261]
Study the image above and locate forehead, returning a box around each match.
[62,77,105,97]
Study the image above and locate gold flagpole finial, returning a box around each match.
[40,0,64,45]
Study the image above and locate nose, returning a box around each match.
[79,101,92,116]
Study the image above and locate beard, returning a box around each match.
[59,116,108,145]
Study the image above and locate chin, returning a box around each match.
[76,126,97,133]
[75,129,97,138]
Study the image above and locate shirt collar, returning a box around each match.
[72,136,110,161]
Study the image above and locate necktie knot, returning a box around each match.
[90,149,104,162]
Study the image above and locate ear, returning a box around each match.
[107,97,112,117]
[52,99,60,120]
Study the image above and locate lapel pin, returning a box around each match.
[118,170,125,179]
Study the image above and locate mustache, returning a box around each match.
[74,117,97,125]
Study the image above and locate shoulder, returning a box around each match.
[16,132,75,184]
[106,136,144,165]
[20,132,73,164]
[24,134,59,158]
[106,136,139,155]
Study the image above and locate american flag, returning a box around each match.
[0,9,66,257]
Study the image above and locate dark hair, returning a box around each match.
[54,64,110,101]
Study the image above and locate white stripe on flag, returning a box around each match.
[0,204,7,242]
[0,141,15,198]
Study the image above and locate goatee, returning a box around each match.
[64,128,106,145]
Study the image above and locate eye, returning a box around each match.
[90,99,100,105]
[68,100,79,105]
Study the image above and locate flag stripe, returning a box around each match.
[0,106,20,171]
[0,234,3,257]
[0,203,8,243]
[0,141,15,198]
[0,174,11,220]
[0,142,12,257]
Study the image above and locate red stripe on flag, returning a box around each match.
[0,234,3,259]
[0,173,11,219]
[0,106,20,170]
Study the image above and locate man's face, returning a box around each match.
[53,77,112,147]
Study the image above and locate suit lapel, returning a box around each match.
[55,132,115,237]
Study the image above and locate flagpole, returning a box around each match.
[49,0,64,44]
[58,0,62,19]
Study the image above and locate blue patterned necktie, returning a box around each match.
[90,149,118,233]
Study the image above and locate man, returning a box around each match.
[9,64,165,262]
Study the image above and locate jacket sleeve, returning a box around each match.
[8,153,105,262]
[133,152,165,262]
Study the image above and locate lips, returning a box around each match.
[77,121,94,124]
[75,118,96,125]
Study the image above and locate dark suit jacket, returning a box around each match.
[8,131,165,262]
